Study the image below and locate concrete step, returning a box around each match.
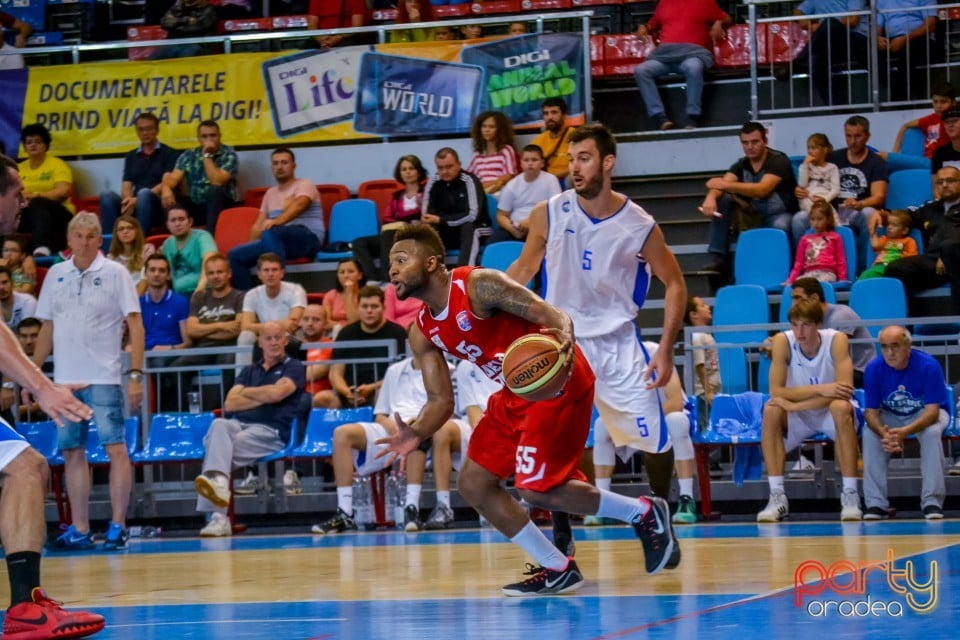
[661,218,710,246]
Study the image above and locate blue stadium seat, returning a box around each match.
[779,282,836,323]
[886,169,933,211]
[848,277,908,339]
[899,127,925,157]
[486,194,499,233]
[291,407,374,459]
[863,226,924,269]
[885,152,931,173]
[735,228,791,292]
[316,199,380,262]
[133,412,214,462]
[713,284,769,393]
[86,416,140,464]
[756,354,771,394]
[480,241,524,272]
[16,420,64,466]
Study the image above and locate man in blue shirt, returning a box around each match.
[140,254,190,350]
[877,0,938,101]
[792,0,869,105]
[863,325,949,520]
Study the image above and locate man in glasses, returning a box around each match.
[884,165,960,315]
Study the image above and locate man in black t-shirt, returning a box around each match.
[701,121,798,277]
[320,285,407,408]
[932,110,960,177]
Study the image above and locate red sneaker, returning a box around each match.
[3,587,105,639]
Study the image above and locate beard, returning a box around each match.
[394,271,426,300]
[545,119,561,133]
[573,172,603,200]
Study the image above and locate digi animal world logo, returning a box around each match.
[794,549,938,617]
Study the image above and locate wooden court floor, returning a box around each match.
[3,520,957,639]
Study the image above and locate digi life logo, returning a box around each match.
[262,48,366,137]
[794,549,938,617]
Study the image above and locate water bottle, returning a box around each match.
[128,526,142,538]
[359,476,375,529]
[127,525,160,538]
[394,469,407,529]
[353,475,373,530]
[188,390,201,414]
[385,471,398,527]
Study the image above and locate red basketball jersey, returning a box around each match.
[415,266,544,385]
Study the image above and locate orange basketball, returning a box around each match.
[502,334,570,402]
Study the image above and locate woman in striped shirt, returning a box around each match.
[466,111,519,195]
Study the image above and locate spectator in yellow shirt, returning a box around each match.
[530,98,574,183]
[17,124,74,257]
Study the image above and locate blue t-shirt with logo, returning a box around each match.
[864,349,949,426]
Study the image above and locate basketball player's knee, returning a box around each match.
[665,411,694,461]
[9,447,48,486]
[332,424,362,452]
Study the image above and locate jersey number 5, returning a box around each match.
[582,250,592,271]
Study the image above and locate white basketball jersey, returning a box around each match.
[785,328,839,388]
[543,190,656,338]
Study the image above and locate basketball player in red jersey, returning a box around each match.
[378,224,679,596]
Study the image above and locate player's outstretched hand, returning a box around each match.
[644,345,674,390]
[374,412,422,467]
[35,382,92,427]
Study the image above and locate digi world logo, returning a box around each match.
[794,548,938,617]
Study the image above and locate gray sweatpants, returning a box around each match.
[862,409,947,511]
[197,418,284,514]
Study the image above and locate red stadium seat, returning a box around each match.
[571,0,622,6]
[713,24,768,68]
[358,180,402,222]
[34,267,47,297]
[371,8,398,21]
[145,234,170,249]
[590,35,606,77]
[218,17,273,33]
[306,292,325,306]
[127,25,167,61]
[316,184,351,236]
[214,206,260,255]
[74,196,100,216]
[243,187,269,209]
[603,34,656,76]
[434,4,471,17]
[520,0,572,10]
[470,0,521,14]
[271,15,310,29]
[766,21,808,64]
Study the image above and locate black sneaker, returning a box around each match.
[632,496,676,575]
[862,506,889,521]
[665,537,682,570]
[501,560,584,597]
[311,509,357,534]
[403,505,420,532]
[923,505,944,520]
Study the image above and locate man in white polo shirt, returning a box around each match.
[489,144,562,245]
[33,212,145,553]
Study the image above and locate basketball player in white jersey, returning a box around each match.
[758,298,862,522]
[507,123,688,539]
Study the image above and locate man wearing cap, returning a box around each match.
[932,109,960,178]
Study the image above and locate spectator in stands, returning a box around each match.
[161,120,239,233]
[299,303,333,401]
[180,253,244,371]
[467,111,518,195]
[633,0,730,130]
[531,98,574,183]
[1,317,47,422]
[701,121,798,281]
[16,124,74,257]
[791,0,870,106]
[352,154,427,282]
[384,282,420,330]
[508,22,528,36]
[884,166,960,314]
[307,0,366,48]
[490,144,561,244]
[160,205,218,296]
[193,321,306,537]
[786,200,848,284]
[797,133,840,214]
[153,0,217,59]
[685,296,721,427]
[794,115,888,274]
[312,353,449,534]
[432,25,456,41]
[323,257,365,333]
[215,0,253,20]
[99,113,181,236]
[238,253,306,366]
[876,0,938,102]
[758,299,862,522]
[0,234,34,294]
[0,266,35,330]
[892,83,956,158]
[390,0,435,43]
[931,109,960,175]
[461,23,483,39]
[140,254,190,351]
[0,11,31,71]
[314,285,407,409]
[860,209,918,280]
[107,215,156,296]
[227,148,324,291]
[862,325,947,520]
[787,277,874,386]
[34,212,145,551]
[422,148,489,266]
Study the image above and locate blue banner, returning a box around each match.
[0,69,28,157]
[460,33,583,128]
[353,53,483,136]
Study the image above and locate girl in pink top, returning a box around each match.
[323,258,366,331]
[786,200,848,284]
[466,111,518,194]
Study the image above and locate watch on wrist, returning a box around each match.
[127,370,143,382]
[203,152,213,159]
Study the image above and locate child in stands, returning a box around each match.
[0,235,34,294]
[859,209,918,280]
[797,133,840,215]
[892,83,957,159]
[786,199,847,284]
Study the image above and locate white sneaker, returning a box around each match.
[757,490,789,522]
[840,490,863,521]
[283,469,302,495]
[789,454,816,478]
[200,512,231,537]
[948,459,960,477]
[234,471,261,496]
[194,474,231,509]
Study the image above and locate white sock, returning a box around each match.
[510,521,569,571]
[678,478,694,498]
[436,490,451,508]
[842,477,859,493]
[768,476,785,493]
[596,477,612,492]
[337,486,353,515]
[595,489,648,523]
[405,483,422,508]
